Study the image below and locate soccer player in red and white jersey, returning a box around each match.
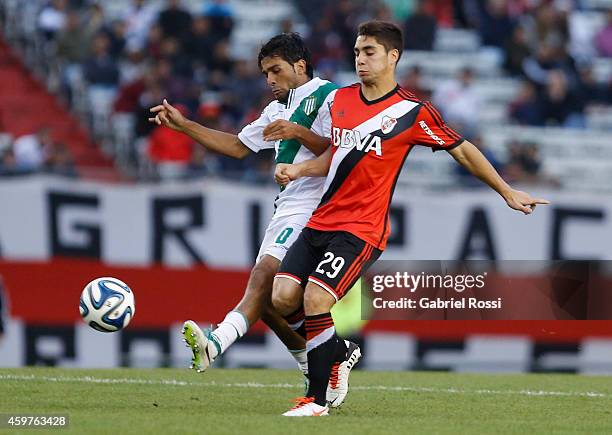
[272,21,550,417]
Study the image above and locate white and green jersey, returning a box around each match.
[238,77,338,218]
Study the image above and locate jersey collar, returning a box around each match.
[286,77,325,109]
[359,83,400,106]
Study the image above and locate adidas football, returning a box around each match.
[79,277,135,332]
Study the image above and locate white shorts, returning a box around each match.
[256,213,311,263]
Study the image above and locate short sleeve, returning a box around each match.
[237,103,276,153]
[310,89,337,139]
[411,102,464,152]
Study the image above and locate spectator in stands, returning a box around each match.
[0,116,12,157]
[532,3,568,49]
[538,69,584,128]
[145,23,164,60]
[223,60,266,116]
[123,0,159,51]
[83,33,120,138]
[509,81,542,126]
[504,140,548,185]
[84,33,120,87]
[209,39,234,76]
[114,74,147,116]
[12,128,52,172]
[186,146,219,179]
[56,11,92,66]
[328,0,362,67]
[371,1,393,22]
[477,0,515,49]
[146,104,194,181]
[83,3,106,39]
[503,24,531,76]
[119,46,147,85]
[105,19,128,58]
[595,10,612,58]
[203,0,234,41]
[279,18,294,34]
[159,36,193,80]
[517,142,541,180]
[576,63,611,107]
[432,67,481,138]
[158,0,192,40]
[12,0,612,184]
[0,148,18,176]
[305,14,345,72]
[38,0,68,41]
[56,11,92,102]
[44,142,77,178]
[521,41,562,87]
[184,16,216,68]
[452,0,472,28]
[403,0,437,51]
[133,67,170,142]
[400,66,430,100]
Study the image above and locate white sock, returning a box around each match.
[288,348,308,375]
[210,311,249,359]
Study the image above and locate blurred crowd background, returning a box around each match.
[0,0,611,189]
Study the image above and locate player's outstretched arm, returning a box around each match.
[275,148,332,186]
[149,99,251,159]
[447,140,550,214]
[262,120,329,155]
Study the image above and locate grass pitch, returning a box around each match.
[1,367,611,434]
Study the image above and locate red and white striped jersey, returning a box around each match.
[306,84,464,250]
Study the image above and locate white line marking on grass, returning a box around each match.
[0,374,607,399]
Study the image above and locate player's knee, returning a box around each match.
[272,278,301,316]
[304,284,336,314]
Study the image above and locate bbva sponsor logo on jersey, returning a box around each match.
[332,127,382,156]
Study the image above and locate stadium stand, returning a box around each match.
[0,0,610,189]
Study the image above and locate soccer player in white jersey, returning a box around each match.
[149,33,361,406]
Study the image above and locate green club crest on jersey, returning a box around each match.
[303,96,317,116]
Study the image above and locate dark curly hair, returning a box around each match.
[257,33,314,78]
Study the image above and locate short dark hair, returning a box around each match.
[257,33,314,78]
[357,20,404,62]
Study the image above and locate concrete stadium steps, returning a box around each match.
[0,38,121,180]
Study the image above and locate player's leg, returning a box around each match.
[183,215,309,372]
[252,216,312,371]
[283,231,381,416]
[272,226,322,318]
[208,254,280,358]
[183,253,306,372]
[270,227,323,376]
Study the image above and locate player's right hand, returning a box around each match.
[148,99,186,131]
[275,163,301,186]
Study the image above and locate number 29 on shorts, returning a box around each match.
[315,252,345,279]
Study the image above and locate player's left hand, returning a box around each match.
[275,164,291,186]
[505,189,550,215]
[275,163,302,186]
[263,120,301,142]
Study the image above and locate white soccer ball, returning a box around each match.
[80,277,135,332]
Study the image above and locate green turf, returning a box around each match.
[1,368,611,434]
